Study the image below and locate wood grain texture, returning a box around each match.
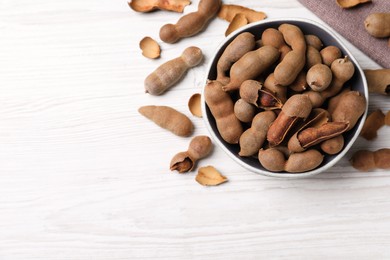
[0,0,389,259]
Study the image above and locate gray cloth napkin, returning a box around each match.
[298,0,390,68]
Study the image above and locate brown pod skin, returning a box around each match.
[138,105,193,137]
[284,149,324,173]
[234,99,257,123]
[320,46,342,67]
[306,45,322,70]
[322,56,355,98]
[239,111,276,157]
[331,90,367,131]
[261,28,291,61]
[145,46,203,95]
[267,94,312,147]
[274,24,306,86]
[306,64,333,92]
[216,32,256,85]
[305,34,323,51]
[204,80,243,144]
[239,80,263,106]
[320,135,344,155]
[222,45,280,91]
[364,13,390,38]
[258,148,323,173]
[170,135,213,173]
[258,148,286,172]
[274,51,306,87]
[350,149,390,171]
[304,56,355,108]
[264,73,287,102]
[159,0,221,43]
[364,69,390,95]
[360,109,385,140]
[289,71,308,92]
[327,89,350,115]
[386,111,390,126]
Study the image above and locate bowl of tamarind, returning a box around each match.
[202,18,369,178]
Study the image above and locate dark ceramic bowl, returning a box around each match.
[201,18,368,178]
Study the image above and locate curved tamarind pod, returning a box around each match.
[159,0,221,43]
[274,24,306,86]
[239,111,276,157]
[216,32,256,85]
[222,46,279,92]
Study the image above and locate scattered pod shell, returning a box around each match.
[196,166,228,186]
[336,0,371,8]
[188,93,202,118]
[218,4,266,23]
[225,13,248,36]
[139,37,161,59]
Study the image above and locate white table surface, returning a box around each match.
[1,0,390,259]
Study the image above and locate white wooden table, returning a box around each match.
[1,0,390,259]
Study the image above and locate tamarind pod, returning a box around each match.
[138,105,193,137]
[145,46,203,95]
[170,136,213,173]
[204,80,243,144]
[159,0,221,43]
[216,32,256,85]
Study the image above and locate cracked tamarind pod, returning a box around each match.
[267,94,312,147]
[170,136,213,173]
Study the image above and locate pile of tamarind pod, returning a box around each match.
[205,23,367,173]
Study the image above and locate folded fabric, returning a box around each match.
[298,0,390,68]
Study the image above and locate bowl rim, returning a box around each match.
[201,17,369,178]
